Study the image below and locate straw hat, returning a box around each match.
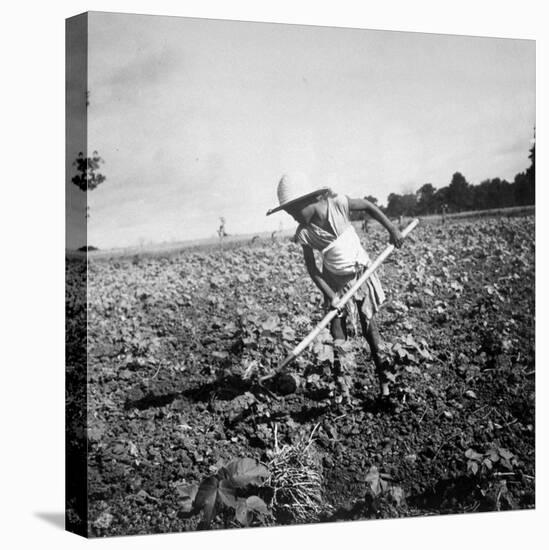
[266,173,330,216]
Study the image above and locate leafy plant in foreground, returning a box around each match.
[179,458,271,529]
[364,466,406,509]
[465,444,518,476]
[377,334,434,384]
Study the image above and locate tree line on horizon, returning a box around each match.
[353,138,535,220]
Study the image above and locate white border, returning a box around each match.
[2,1,545,549]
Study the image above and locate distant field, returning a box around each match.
[70,229,295,261]
[72,204,535,262]
[410,205,534,224]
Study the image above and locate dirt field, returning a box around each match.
[76,214,535,536]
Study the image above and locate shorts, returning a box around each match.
[322,262,386,333]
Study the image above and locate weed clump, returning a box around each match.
[267,424,332,523]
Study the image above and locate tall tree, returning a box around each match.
[513,132,535,206]
[433,187,448,213]
[71,91,107,219]
[386,192,417,218]
[71,150,106,192]
[447,172,471,212]
[526,134,535,202]
[71,150,107,218]
[416,183,436,215]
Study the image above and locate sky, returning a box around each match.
[66,12,535,249]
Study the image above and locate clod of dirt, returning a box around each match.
[272,373,300,395]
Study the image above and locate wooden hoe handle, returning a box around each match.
[260,218,419,382]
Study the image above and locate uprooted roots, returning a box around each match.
[267,424,333,523]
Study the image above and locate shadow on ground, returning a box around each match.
[34,512,65,530]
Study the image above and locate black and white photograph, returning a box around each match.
[64,9,536,539]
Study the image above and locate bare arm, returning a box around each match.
[347,197,404,247]
[302,245,336,302]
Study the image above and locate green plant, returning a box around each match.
[465,444,518,476]
[71,150,106,192]
[377,334,434,383]
[179,458,271,529]
[364,466,405,507]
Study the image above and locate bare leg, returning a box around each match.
[329,313,353,403]
[359,313,390,397]
[330,314,347,341]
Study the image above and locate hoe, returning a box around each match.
[253,218,420,396]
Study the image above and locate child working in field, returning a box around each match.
[266,173,404,405]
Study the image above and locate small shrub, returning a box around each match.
[178,457,271,529]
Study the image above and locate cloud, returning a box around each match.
[494,137,531,158]
[101,44,180,93]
